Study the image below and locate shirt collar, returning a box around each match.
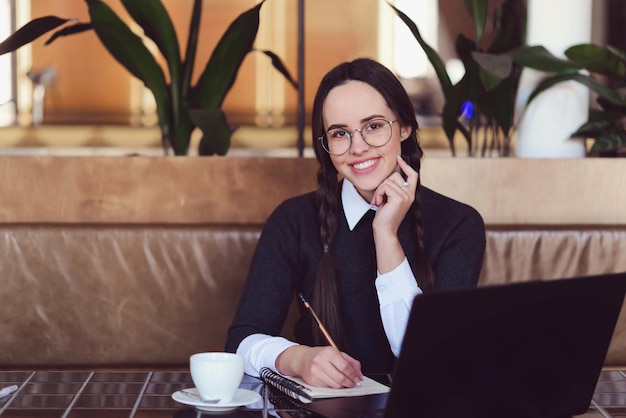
[342,179,378,231]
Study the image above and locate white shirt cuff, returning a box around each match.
[236,334,298,377]
[375,258,423,357]
[375,257,422,305]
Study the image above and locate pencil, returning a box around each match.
[298,293,339,350]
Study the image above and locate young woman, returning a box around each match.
[226,58,485,389]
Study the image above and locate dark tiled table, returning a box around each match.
[0,369,625,417]
[593,370,626,416]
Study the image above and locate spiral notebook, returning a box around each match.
[259,367,390,403]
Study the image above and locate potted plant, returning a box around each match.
[508,43,626,157]
[0,0,297,156]
[390,0,527,157]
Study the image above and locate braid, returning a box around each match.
[315,163,338,258]
[403,137,436,292]
[410,180,435,291]
[312,163,347,348]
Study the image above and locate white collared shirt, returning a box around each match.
[237,180,422,376]
[342,178,379,231]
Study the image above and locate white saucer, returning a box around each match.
[171,387,261,412]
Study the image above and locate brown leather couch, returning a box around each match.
[1,156,625,368]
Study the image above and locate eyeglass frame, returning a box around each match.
[318,119,399,156]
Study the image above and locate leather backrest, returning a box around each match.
[1,226,624,367]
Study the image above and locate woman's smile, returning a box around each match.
[350,157,379,171]
[323,80,408,202]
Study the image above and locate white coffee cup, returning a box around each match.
[189,352,244,403]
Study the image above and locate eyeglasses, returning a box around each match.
[319,119,398,156]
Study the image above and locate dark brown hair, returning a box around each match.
[310,58,435,348]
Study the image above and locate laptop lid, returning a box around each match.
[385,272,626,418]
[303,272,626,418]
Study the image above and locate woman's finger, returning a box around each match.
[313,349,361,388]
[396,155,418,187]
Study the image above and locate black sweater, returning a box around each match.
[226,186,486,373]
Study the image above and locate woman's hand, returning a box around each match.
[275,345,363,388]
[370,155,418,273]
[370,155,417,230]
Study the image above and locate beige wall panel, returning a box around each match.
[0,157,625,226]
[0,156,319,225]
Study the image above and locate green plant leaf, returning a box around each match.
[588,128,626,153]
[182,0,202,104]
[565,43,626,79]
[596,93,626,113]
[121,0,181,79]
[190,108,232,156]
[257,49,299,90]
[443,77,473,150]
[195,1,264,109]
[472,51,512,79]
[121,0,187,154]
[527,73,625,107]
[463,0,487,46]
[456,34,482,97]
[442,99,461,154]
[488,0,526,54]
[509,45,581,73]
[170,0,202,156]
[86,0,165,89]
[389,2,452,95]
[166,112,194,156]
[483,72,519,134]
[44,23,93,45]
[472,51,512,90]
[572,119,614,137]
[607,45,626,62]
[0,16,71,55]
[477,67,504,92]
[85,0,170,148]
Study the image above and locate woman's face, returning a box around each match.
[323,80,410,202]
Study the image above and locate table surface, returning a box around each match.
[0,369,625,417]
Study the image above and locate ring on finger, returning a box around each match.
[401,181,409,188]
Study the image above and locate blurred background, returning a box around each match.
[0,0,621,153]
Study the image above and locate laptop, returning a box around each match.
[303,272,626,418]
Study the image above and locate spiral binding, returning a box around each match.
[259,367,313,403]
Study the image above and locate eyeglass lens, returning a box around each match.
[322,119,393,155]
